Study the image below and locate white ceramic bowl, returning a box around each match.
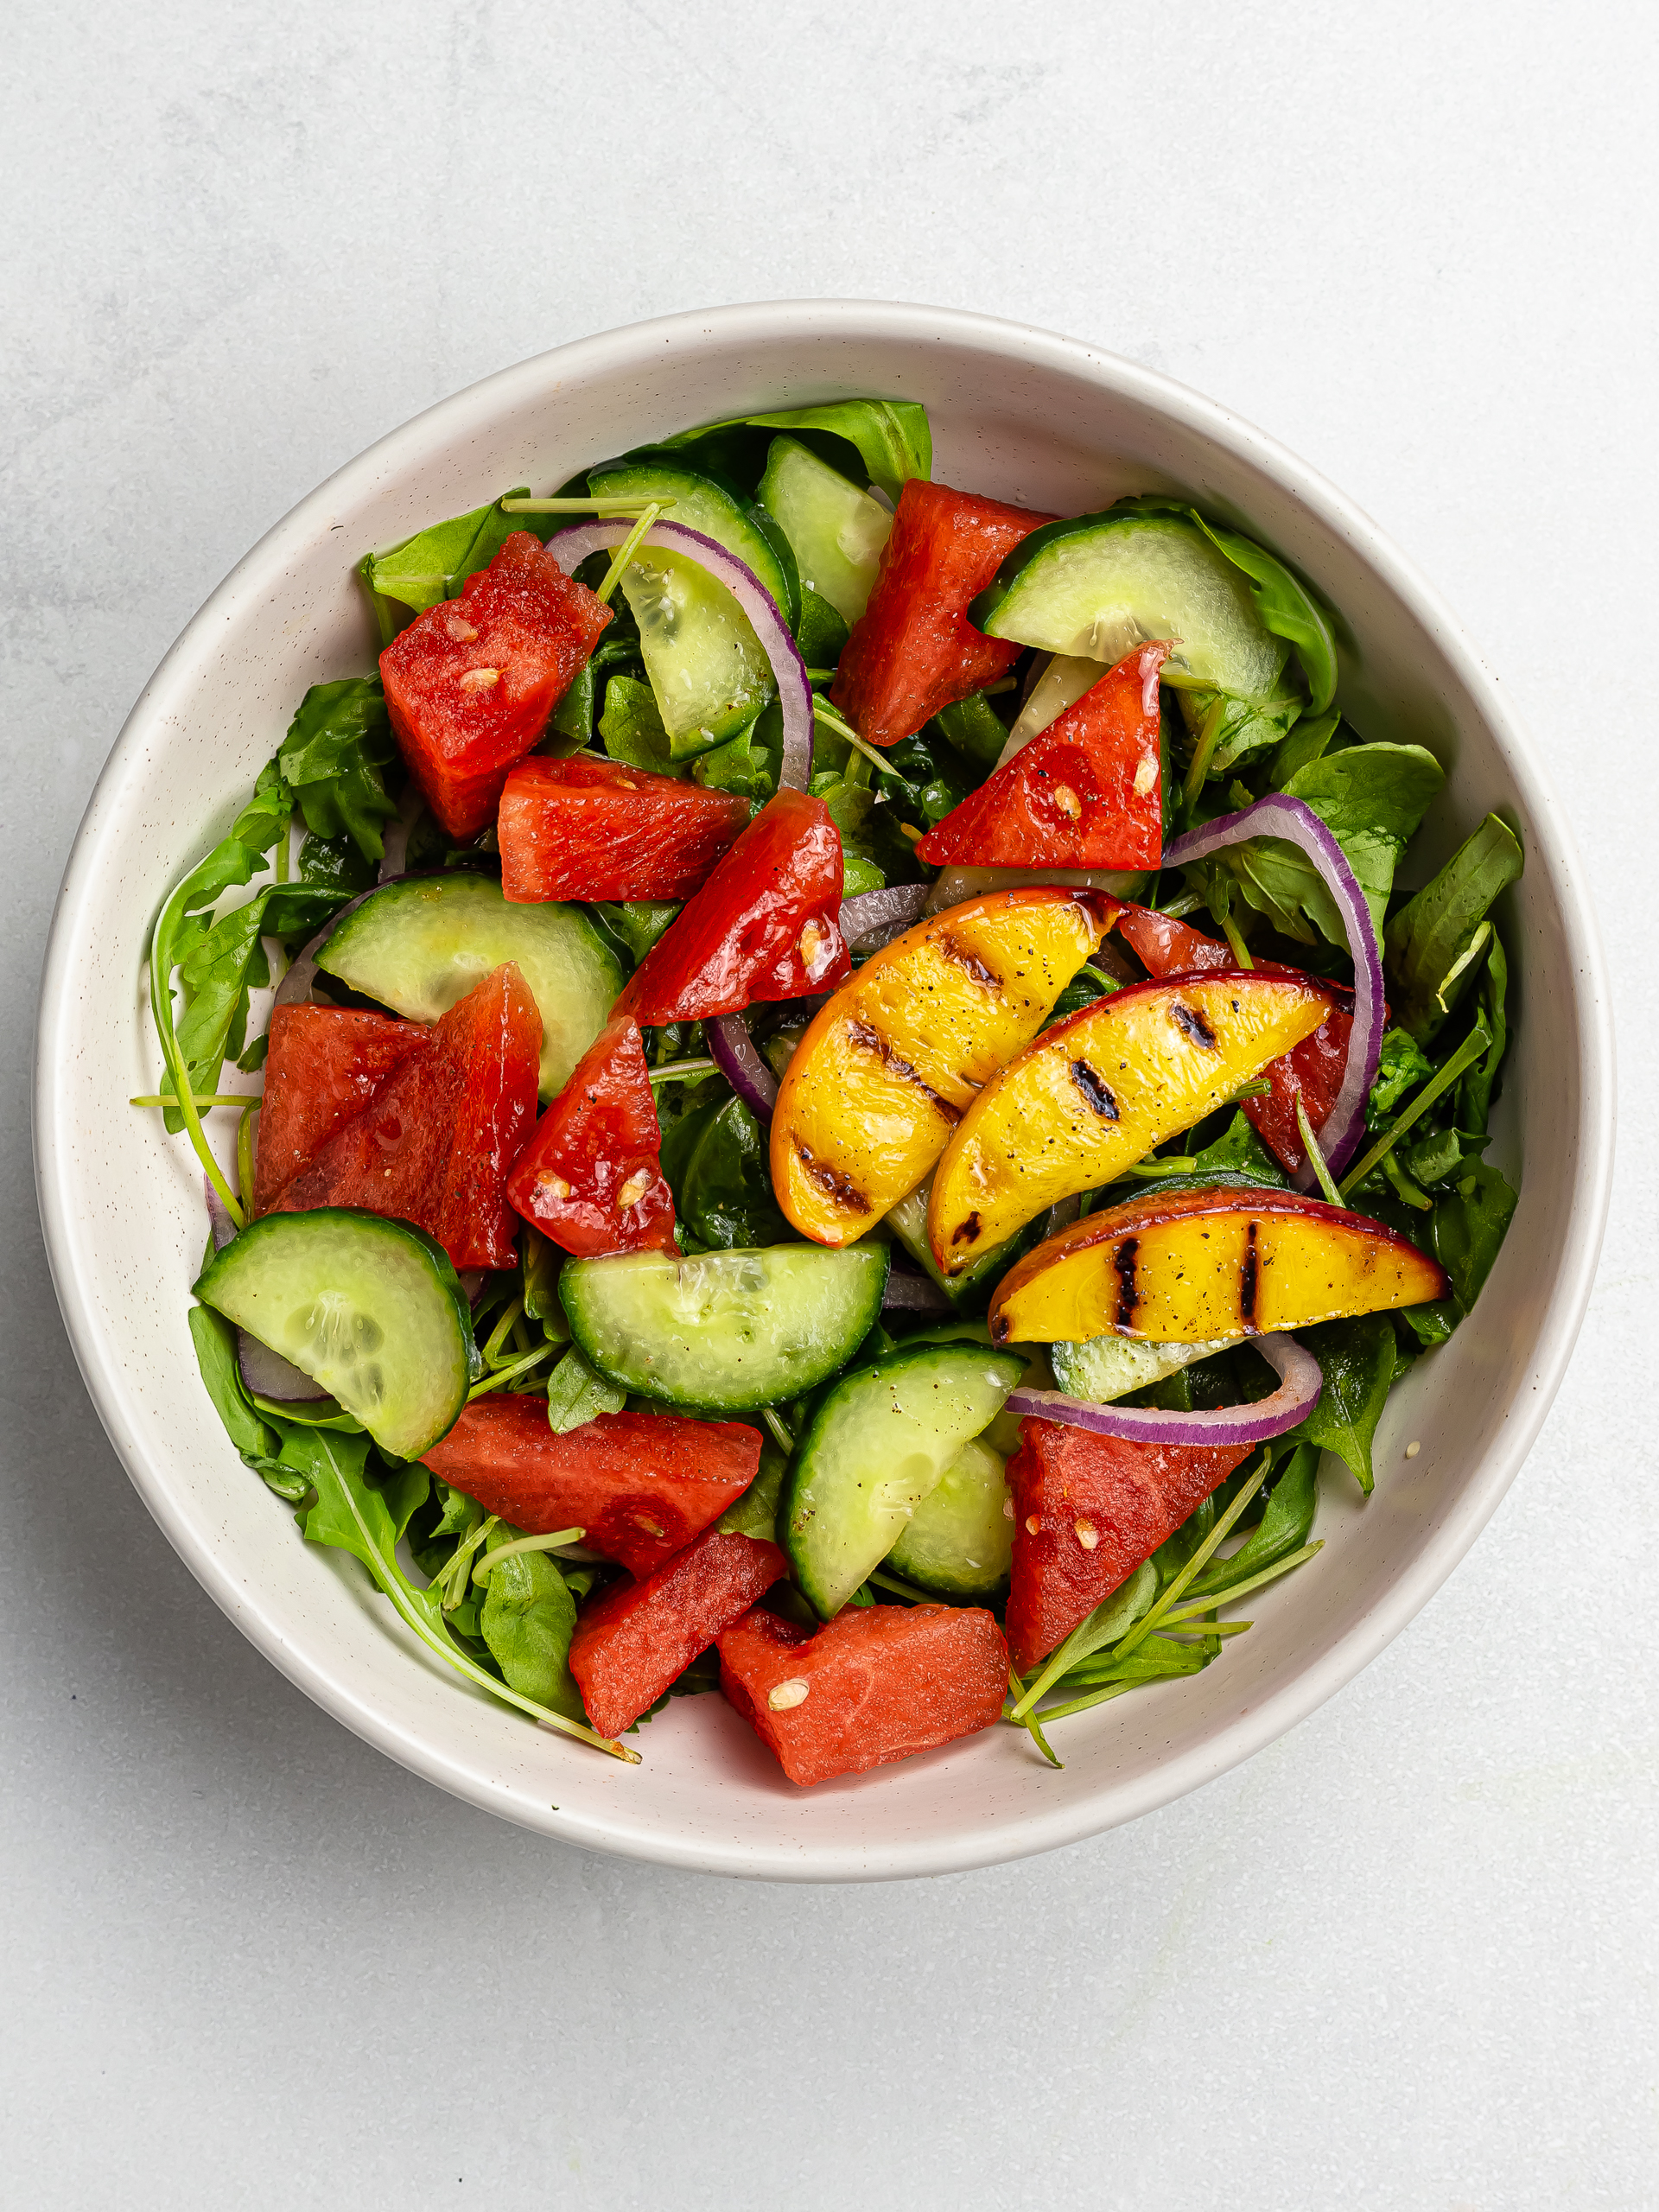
[35,302,1613,1881]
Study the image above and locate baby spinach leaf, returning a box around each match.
[520,1226,569,1335]
[1287,1314,1396,1493]
[667,1095,789,1250]
[296,830,378,899]
[1284,742,1445,939]
[599,675,681,775]
[278,677,399,862]
[659,400,931,504]
[1385,813,1522,1043]
[796,585,850,669]
[363,488,535,614]
[1040,966,1115,1032]
[1459,931,1510,1137]
[715,1443,791,1542]
[1203,688,1304,779]
[479,1543,585,1721]
[1432,1160,1518,1312]
[1268,709,1341,791]
[1192,1109,1289,1185]
[934,692,1012,774]
[544,1346,626,1434]
[1187,1442,1319,1597]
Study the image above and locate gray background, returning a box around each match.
[5,3,1655,2204]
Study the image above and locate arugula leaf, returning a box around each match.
[1268,709,1341,791]
[659,401,931,504]
[478,1541,585,1721]
[545,1346,626,1434]
[1385,813,1523,1043]
[188,1303,276,1460]
[1432,1160,1518,1312]
[1370,1027,1434,1119]
[1286,1315,1395,1493]
[170,895,270,1114]
[1115,496,1337,712]
[278,678,399,862]
[869,724,973,830]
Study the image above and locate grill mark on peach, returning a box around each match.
[1114,1236,1140,1331]
[845,1020,961,1124]
[1170,1001,1219,1050]
[792,1141,868,1213]
[1069,1058,1120,1121]
[1240,1218,1259,1329]
[934,932,1001,991]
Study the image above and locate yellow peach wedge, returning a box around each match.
[988,1184,1449,1345]
[771,888,1120,1247]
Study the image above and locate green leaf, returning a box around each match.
[795,585,849,669]
[544,1346,626,1434]
[1198,687,1304,779]
[693,701,781,800]
[1188,1442,1319,1597]
[1432,1160,1518,1313]
[1190,1109,1289,1185]
[1459,930,1510,1138]
[188,1303,276,1464]
[1268,709,1340,791]
[479,1542,585,1721]
[934,692,1012,774]
[277,677,398,863]
[520,1226,568,1332]
[1384,814,1523,1043]
[659,400,931,504]
[1370,1028,1434,1120]
[663,1094,789,1251]
[715,1443,791,1541]
[296,830,377,899]
[1286,1316,1396,1494]
[1284,742,1445,940]
[164,890,272,1128]
[363,490,534,614]
[590,899,683,964]
[599,675,681,775]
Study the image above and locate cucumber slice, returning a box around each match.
[614,545,776,755]
[1049,1332,1239,1402]
[588,459,792,613]
[757,435,893,625]
[194,1210,480,1460]
[970,511,1287,699]
[783,1344,1025,1618]
[886,1435,1012,1600]
[886,1177,1014,1307]
[315,874,622,1100]
[560,1244,888,1413]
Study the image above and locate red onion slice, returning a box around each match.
[839,883,929,950]
[709,1012,778,1121]
[378,781,425,883]
[1007,1332,1321,1446]
[545,519,813,792]
[1161,792,1384,1183]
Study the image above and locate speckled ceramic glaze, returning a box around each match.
[34,303,1614,1880]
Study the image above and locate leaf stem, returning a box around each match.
[130,1092,261,1109]
[760,1407,795,1455]
[594,505,663,605]
[1003,1665,1063,1766]
[1338,1020,1491,1196]
[1183,695,1226,805]
[1153,1540,1324,1626]
[811,700,890,777]
[499,496,680,515]
[1295,1096,1344,1205]
[149,881,245,1229]
[481,1297,525,1368]
[646,1058,717,1087]
[1113,1451,1273,1662]
[236,1099,259,1219]
[472,1527,587,1585]
[867,1568,940,1605]
[467,1342,557,1399]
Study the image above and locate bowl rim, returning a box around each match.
[34,299,1616,1879]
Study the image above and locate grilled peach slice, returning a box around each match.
[772,888,1120,1247]
[988,1184,1448,1344]
[928,970,1336,1273]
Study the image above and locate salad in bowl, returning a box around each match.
[143,392,1522,1787]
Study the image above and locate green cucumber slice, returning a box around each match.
[886,1435,1012,1600]
[194,1210,480,1460]
[969,511,1287,699]
[783,1344,1025,1618]
[316,874,622,1100]
[757,435,893,625]
[588,459,792,613]
[614,545,776,755]
[1049,1332,1239,1402]
[560,1245,888,1413]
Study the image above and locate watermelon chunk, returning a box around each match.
[498,756,750,902]
[506,1014,678,1258]
[380,531,611,840]
[717,1601,1007,1785]
[620,788,849,1026]
[252,1004,428,1215]
[569,1529,786,1738]
[916,643,1167,871]
[1113,903,1356,1176]
[829,480,1055,748]
[421,1397,761,1577]
[1003,1420,1253,1675]
[268,963,541,1269]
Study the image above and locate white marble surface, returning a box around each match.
[4,3,1654,2203]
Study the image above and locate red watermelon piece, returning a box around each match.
[421,1397,761,1578]
[717,1602,1007,1786]
[268,963,541,1269]
[829,480,1055,748]
[569,1529,786,1738]
[1113,903,1357,1177]
[380,531,611,841]
[1004,1420,1253,1675]
[507,1014,677,1259]
[253,1004,429,1216]
[498,755,750,902]
[916,642,1168,870]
